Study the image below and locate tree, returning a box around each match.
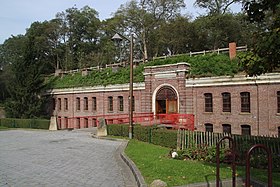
[113,0,185,60]
[0,36,27,104]
[192,13,251,50]
[4,35,47,118]
[238,0,280,75]
[154,16,193,55]
[55,6,101,69]
[195,0,241,15]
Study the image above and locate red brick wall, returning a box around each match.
[50,63,280,136]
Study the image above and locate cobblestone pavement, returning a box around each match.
[0,130,137,187]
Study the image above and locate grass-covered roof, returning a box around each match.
[48,53,240,89]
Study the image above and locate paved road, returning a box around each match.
[0,129,137,187]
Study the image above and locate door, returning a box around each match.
[156,86,178,114]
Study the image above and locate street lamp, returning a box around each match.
[112,32,134,139]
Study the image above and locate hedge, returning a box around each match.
[0,118,50,129]
[107,124,177,148]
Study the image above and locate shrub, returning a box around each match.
[107,124,129,137]
[107,124,177,148]
[0,118,49,129]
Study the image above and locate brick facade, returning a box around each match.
[49,63,280,136]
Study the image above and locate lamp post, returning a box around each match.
[112,32,134,139]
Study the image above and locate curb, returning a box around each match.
[92,135,147,187]
[119,143,147,187]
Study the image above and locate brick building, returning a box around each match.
[49,62,280,137]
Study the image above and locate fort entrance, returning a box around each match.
[155,86,178,114]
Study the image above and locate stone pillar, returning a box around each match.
[97,118,107,137]
[49,116,58,130]
[229,42,236,60]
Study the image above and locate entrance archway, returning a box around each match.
[156,86,178,114]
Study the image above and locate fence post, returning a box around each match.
[148,127,152,144]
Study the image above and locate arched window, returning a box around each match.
[240,92,250,113]
[64,98,68,111]
[222,124,231,134]
[205,123,213,132]
[118,96,124,111]
[241,124,251,135]
[204,93,213,112]
[92,97,97,111]
[156,86,177,100]
[222,92,231,112]
[76,97,80,111]
[84,97,88,110]
[108,96,113,112]
[58,98,61,111]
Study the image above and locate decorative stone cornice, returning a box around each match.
[186,73,280,87]
[47,83,145,95]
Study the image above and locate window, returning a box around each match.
[277,91,280,113]
[58,116,61,129]
[58,98,61,111]
[76,97,80,110]
[108,96,113,112]
[93,119,97,127]
[241,92,250,113]
[84,118,88,128]
[222,92,231,112]
[278,127,280,137]
[118,96,124,111]
[241,125,251,135]
[222,124,231,134]
[205,123,213,132]
[84,97,88,110]
[52,98,56,110]
[204,93,213,112]
[64,117,68,129]
[76,118,80,128]
[92,97,97,111]
[64,98,68,111]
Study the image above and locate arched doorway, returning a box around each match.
[156,86,178,114]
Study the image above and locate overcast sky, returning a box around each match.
[0,0,241,44]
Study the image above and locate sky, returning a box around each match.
[0,0,241,44]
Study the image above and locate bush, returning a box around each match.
[0,118,49,129]
[107,124,177,148]
[107,124,129,137]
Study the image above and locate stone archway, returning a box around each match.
[155,86,178,114]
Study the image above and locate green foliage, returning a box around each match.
[237,51,263,76]
[0,118,50,129]
[4,35,47,118]
[241,0,280,75]
[107,124,177,148]
[188,54,240,77]
[107,124,129,137]
[49,54,240,89]
[125,139,280,186]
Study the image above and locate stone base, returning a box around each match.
[49,116,58,131]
